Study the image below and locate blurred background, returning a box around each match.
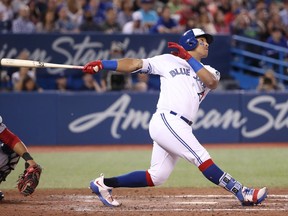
[0,0,287,145]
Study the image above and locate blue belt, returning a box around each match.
[170,111,193,126]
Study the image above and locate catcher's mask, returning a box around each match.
[179,28,213,51]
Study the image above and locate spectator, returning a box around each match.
[0,69,11,91]
[132,73,148,92]
[9,49,38,91]
[36,10,56,33]
[55,71,92,92]
[252,6,268,41]
[54,5,80,33]
[79,8,102,32]
[213,9,230,34]
[100,41,149,92]
[217,0,234,26]
[46,0,59,14]
[149,5,182,34]
[56,74,69,91]
[11,67,36,91]
[12,4,36,33]
[221,0,243,31]
[264,27,288,73]
[18,74,42,92]
[27,0,47,26]
[217,0,232,14]
[98,7,121,34]
[183,14,198,32]
[280,0,288,27]
[167,0,182,15]
[176,0,195,29]
[198,12,217,35]
[265,27,288,59]
[122,11,148,34]
[0,0,14,33]
[84,0,107,26]
[66,0,83,28]
[257,69,285,91]
[248,0,267,21]
[117,0,134,29]
[100,41,131,91]
[230,10,253,37]
[265,10,287,40]
[80,73,103,91]
[268,10,286,35]
[137,0,158,31]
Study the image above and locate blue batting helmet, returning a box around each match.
[179,28,213,51]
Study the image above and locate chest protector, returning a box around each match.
[0,143,20,183]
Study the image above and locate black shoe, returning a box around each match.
[0,191,4,201]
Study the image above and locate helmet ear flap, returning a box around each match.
[186,37,198,50]
[179,30,198,51]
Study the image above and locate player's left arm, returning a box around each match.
[82,58,144,74]
[200,65,221,89]
[195,67,219,90]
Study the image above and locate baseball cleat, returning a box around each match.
[89,174,121,207]
[238,186,268,206]
[0,191,4,201]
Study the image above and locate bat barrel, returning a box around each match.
[0,58,84,70]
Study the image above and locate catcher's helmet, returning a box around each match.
[179,28,213,51]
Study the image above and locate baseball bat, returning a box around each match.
[0,58,84,70]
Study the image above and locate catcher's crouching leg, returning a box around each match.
[17,162,42,196]
[0,143,21,200]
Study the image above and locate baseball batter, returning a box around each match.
[82,28,268,207]
[0,116,42,200]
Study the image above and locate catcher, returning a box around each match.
[0,116,42,200]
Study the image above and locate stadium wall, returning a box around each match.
[0,33,231,90]
[0,91,287,145]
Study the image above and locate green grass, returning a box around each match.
[1,147,287,189]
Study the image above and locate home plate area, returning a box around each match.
[1,188,288,216]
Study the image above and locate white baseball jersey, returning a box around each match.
[141,54,220,185]
[144,54,220,123]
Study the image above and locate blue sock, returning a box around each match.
[199,159,224,185]
[104,170,154,188]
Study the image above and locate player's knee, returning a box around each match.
[150,174,168,186]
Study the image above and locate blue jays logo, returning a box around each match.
[197,91,206,102]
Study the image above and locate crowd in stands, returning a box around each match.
[0,0,287,92]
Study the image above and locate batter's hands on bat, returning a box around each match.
[168,42,192,61]
[83,60,103,74]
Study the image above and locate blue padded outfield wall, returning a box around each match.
[0,91,287,145]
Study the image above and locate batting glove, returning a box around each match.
[167,42,192,61]
[83,60,103,74]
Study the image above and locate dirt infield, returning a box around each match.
[1,187,288,216]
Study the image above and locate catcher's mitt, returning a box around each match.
[17,163,42,196]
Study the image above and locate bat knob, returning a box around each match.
[93,66,99,73]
